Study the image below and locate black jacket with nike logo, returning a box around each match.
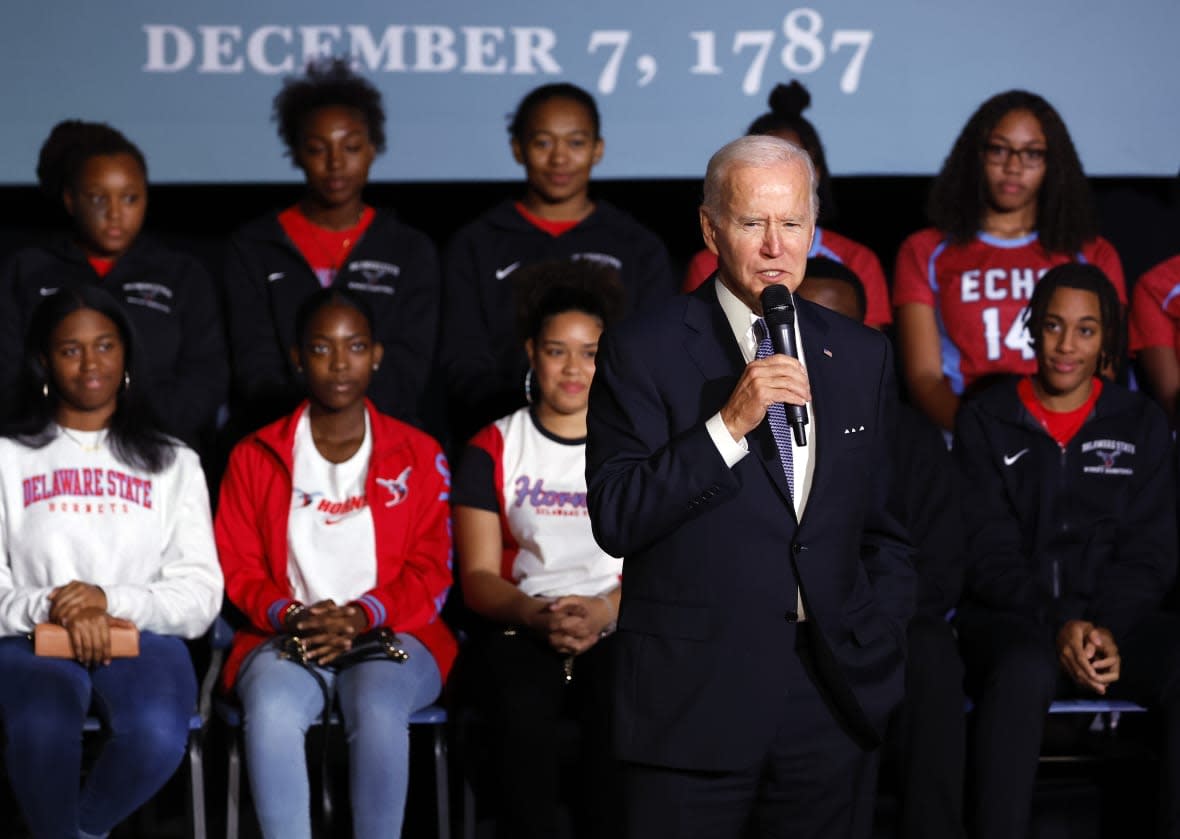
[222,209,439,435]
[439,199,676,442]
[954,377,1176,641]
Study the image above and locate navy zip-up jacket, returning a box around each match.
[954,378,1176,641]
[222,209,439,433]
[0,234,227,447]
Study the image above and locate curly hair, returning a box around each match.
[926,90,1098,253]
[513,259,624,344]
[1025,262,1124,378]
[35,120,147,205]
[747,81,835,223]
[272,57,386,160]
[507,82,601,144]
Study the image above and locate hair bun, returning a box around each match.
[767,81,811,119]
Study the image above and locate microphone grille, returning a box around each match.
[760,285,795,327]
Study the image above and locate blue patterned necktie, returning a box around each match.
[755,318,794,500]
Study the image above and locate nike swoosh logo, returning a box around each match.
[495,262,520,281]
[267,272,285,282]
[39,287,58,296]
[1003,449,1030,466]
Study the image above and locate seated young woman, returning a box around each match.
[215,287,455,839]
[953,263,1180,839]
[451,260,625,838]
[0,285,223,839]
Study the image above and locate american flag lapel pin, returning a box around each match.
[823,348,833,358]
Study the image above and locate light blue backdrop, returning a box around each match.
[2,1,1177,183]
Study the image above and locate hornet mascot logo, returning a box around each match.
[377,467,412,508]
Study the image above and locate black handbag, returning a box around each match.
[279,626,409,671]
[277,627,410,724]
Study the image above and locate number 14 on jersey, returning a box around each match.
[982,306,1036,362]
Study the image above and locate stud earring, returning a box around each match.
[42,382,49,399]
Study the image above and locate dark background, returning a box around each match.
[1,175,1177,295]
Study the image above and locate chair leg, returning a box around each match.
[433,725,451,839]
[188,735,207,839]
[320,741,334,836]
[226,736,242,839]
[462,771,476,839]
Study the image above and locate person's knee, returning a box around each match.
[108,698,190,769]
[241,690,317,740]
[6,705,86,754]
[3,678,89,749]
[342,693,410,743]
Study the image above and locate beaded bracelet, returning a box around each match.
[280,601,306,628]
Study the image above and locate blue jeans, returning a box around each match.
[236,633,442,839]
[0,632,197,839]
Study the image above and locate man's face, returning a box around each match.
[700,160,815,314]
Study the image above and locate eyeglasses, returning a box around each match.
[983,143,1047,169]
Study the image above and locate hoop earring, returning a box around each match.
[42,382,49,400]
[123,371,131,391]
[524,368,535,405]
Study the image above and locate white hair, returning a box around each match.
[701,135,819,222]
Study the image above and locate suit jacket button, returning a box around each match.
[791,542,803,555]
[784,610,799,623]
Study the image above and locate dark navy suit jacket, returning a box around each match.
[586,278,915,771]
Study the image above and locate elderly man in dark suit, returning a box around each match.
[586,135,915,838]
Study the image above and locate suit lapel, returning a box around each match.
[749,417,796,512]
[797,300,835,512]
[683,279,744,382]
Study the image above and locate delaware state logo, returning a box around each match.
[1081,439,1134,476]
[346,260,399,296]
[571,252,622,271]
[122,281,174,314]
[377,466,412,507]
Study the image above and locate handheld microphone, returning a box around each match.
[760,285,809,447]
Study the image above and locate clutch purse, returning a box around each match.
[32,622,140,658]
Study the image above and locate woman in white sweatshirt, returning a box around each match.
[0,285,222,839]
